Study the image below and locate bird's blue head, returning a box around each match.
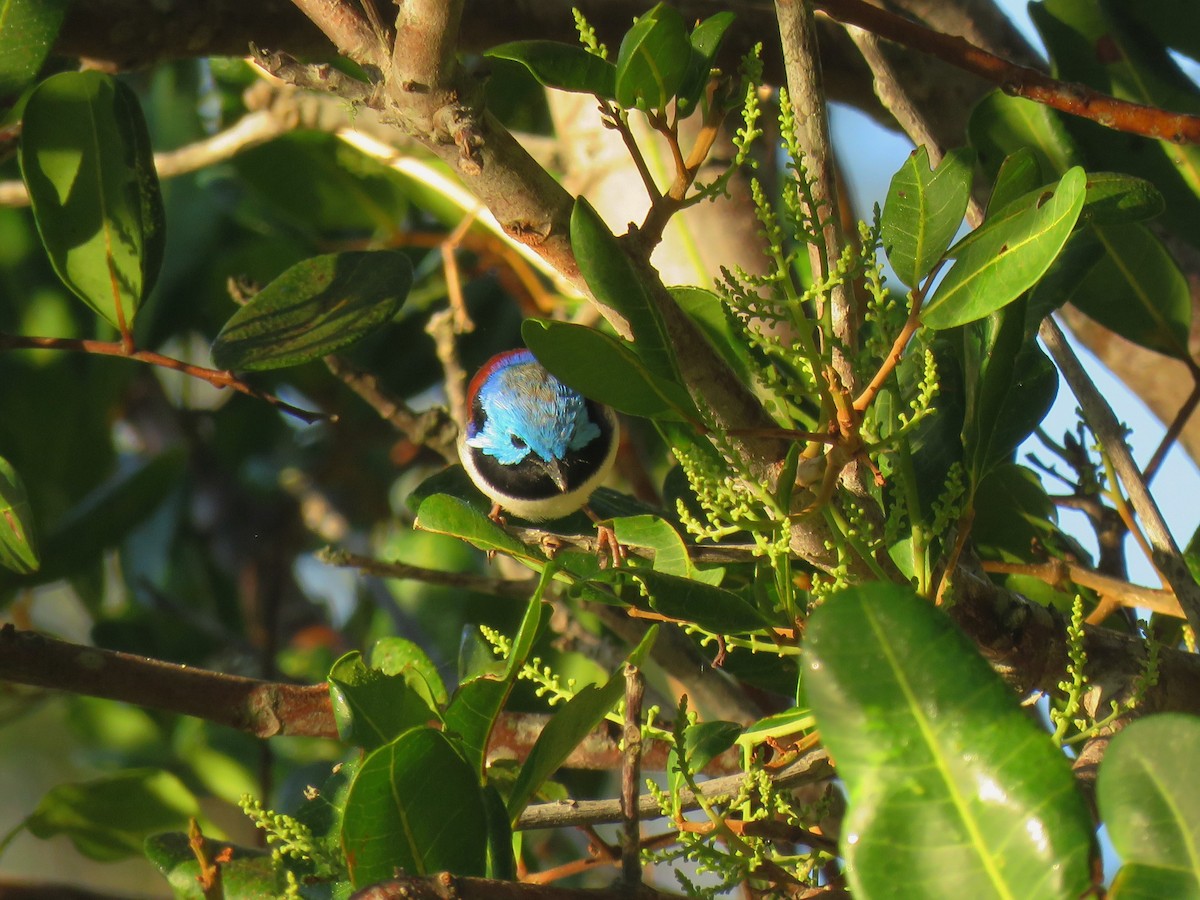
[459,349,617,521]
[464,350,599,466]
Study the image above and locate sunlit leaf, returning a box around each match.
[675,11,736,117]
[328,651,440,751]
[881,145,973,288]
[145,833,284,899]
[806,583,1094,899]
[968,90,1081,181]
[1099,714,1200,898]
[211,250,412,371]
[19,71,164,331]
[615,2,691,111]
[922,167,1087,329]
[341,728,488,885]
[485,41,616,98]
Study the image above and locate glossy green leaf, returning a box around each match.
[613,514,721,584]
[505,626,657,823]
[522,318,695,421]
[328,651,440,751]
[806,583,1094,900]
[211,250,412,371]
[1122,0,1200,62]
[341,728,488,885]
[881,145,973,288]
[1098,714,1200,898]
[485,41,616,99]
[25,769,201,862]
[626,569,772,633]
[971,464,1060,564]
[675,11,736,117]
[968,90,1082,181]
[669,719,742,799]
[444,591,545,779]
[615,2,691,111]
[415,493,537,560]
[1035,223,1191,359]
[571,197,676,380]
[371,637,449,709]
[482,784,516,880]
[0,455,38,574]
[19,71,164,331]
[145,833,283,900]
[986,149,1042,216]
[922,167,1087,329]
[0,0,68,109]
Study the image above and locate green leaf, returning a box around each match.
[615,2,691,112]
[881,145,973,288]
[341,728,488,885]
[144,833,283,900]
[1098,714,1200,898]
[624,569,772,633]
[570,197,676,380]
[612,513,721,582]
[482,784,516,880]
[986,149,1042,216]
[0,0,68,109]
[669,719,742,798]
[968,90,1082,181]
[485,41,616,99]
[0,455,38,574]
[444,590,546,779]
[671,286,758,387]
[25,769,201,862]
[371,637,449,709]
[415,493,537,561]
[1034,223,1191,359]
[523,318,695,421]
[211,250,412,371]
[675,11,736,117]
[805,583,1094,900]
[19,71,165,332]
[505,626,658,823]
[971,463,1061,564]
[922,167,1087,329]
[328,651,440,751]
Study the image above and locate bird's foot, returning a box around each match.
[585,507,625,569]
[485,503,507,562]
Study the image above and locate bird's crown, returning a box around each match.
[464,350,600,466]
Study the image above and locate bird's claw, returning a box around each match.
[594,521,626,570]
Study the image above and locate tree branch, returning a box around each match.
[1038,317,1200,633]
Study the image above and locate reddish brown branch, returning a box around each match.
[351,873,671,900]
[0,331,326,423]
[814,0,1200,144]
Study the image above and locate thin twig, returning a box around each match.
[320,547,537,599]
[0,331,327,423]
[324,357,458,463]
[814,0,1200,144]
[1144,375,1200,484]
[1039,317,1200,634]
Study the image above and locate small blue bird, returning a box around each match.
[459,349,619,528]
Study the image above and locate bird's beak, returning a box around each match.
[543,458,569,493]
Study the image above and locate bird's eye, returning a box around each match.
[511,435,527,450]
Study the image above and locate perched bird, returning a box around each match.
[459,349,619,527]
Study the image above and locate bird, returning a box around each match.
[459,349,622,561]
